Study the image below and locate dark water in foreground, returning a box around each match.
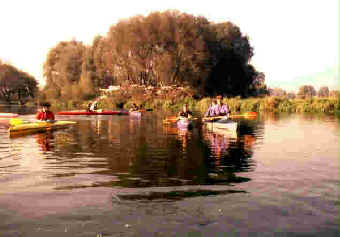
[0,108,338,236]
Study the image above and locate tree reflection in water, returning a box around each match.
[23,116,263,190]
[35,132,54,151]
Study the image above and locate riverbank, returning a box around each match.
[41,95,339,115]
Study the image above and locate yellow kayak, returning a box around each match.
[9,120,77,138]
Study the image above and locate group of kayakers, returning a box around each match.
[35,95,230,122]
[87,101,141,113]
[177,95,230,119]
[36,99,103,121]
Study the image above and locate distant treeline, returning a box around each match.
[0,60,38,104]
[41,10,267,102]
[269,85,338,99]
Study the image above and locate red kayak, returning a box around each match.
[57,110,129,115]
[0,113,19,118]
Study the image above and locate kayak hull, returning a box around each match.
[57,110,129,115]
[129,111,142,118]
[9,121,76,138]
[177,119,194,130]
[205,119,237,131]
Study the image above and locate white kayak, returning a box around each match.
[129,111,143,118]
[205,119,238,131]
[177,118,194,129]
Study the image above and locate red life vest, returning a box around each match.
[36,111,55,121]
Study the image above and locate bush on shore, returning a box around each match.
[46,94,338,116]
[41,85,339,115]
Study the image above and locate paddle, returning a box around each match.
[129,108,153,113]
[229,112,257,118]
[204,112,257,121]
[163,116,198,124]
[202,116,227,122]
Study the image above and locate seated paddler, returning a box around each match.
[214,95,230,118]
[36,102,55,121]
[178,104,192,119]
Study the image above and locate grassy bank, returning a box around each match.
[196,97,339,114]
[43,95,339,115]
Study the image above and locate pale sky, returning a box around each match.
[0,0,338,92]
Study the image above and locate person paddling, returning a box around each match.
[214,95,230,118]
[204,100,217,117]
[178,104,192,119]
[36,102,55,121]
[88,100,98,112]
[129,103,140,112]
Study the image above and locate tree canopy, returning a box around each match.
[317,86,329,97]
[0,62,38,104]
[43,10,266,100]
[297,85,316,99]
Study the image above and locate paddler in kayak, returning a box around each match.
[36,102,55,121]
[87,100,99,112]
[129,103,140,112]
[178,104,192,119]
[215,95,230,118]
[204,95,230,118]
[204,100,217,117]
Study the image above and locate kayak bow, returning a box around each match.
[205,119,238,131]
[9,120,77,138]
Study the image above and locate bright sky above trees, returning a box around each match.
[0,0,338,92]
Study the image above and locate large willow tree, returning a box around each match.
[43,10,264,99]
[43,40,86,100]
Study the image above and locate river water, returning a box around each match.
[0,108,338,236]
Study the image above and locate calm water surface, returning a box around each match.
[0,108,338,236]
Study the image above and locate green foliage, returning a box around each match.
[246,99,261,111]
[42,10,265,100]
[42,40,99,101]
[50,89,339,116]
[317,86,329,97]
[0,62,38,104]
[193,96,339,114]
[297,85,316,99]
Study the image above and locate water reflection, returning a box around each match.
[0,110,338,234]
[0,104,37,115]
[35,132,54,151]
[202,119,260,173]
[0,114,261,191]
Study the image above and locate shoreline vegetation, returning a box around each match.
[33,86,339,115]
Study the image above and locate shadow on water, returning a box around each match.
[113,189,247,202]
